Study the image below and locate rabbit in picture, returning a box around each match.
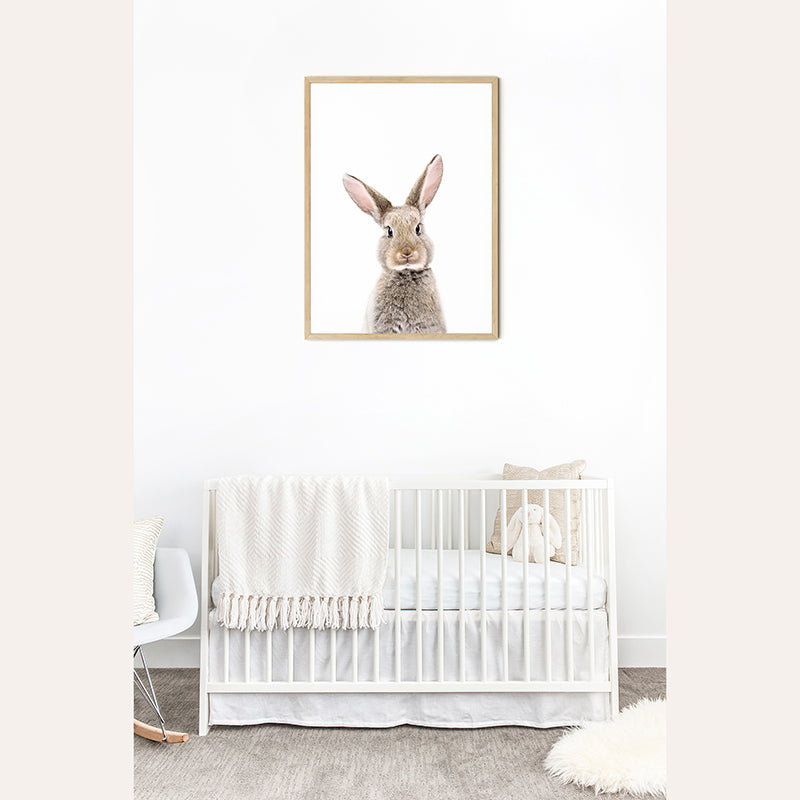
[343,155,447,334]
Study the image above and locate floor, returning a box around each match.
[134,668,665,800]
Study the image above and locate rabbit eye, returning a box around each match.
[415,223,422,235]
[386,227,393,238]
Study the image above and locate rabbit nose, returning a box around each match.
[400,248,413,257]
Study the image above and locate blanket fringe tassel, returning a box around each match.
[215,592,385,631]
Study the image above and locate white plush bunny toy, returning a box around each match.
[506,503,562,563]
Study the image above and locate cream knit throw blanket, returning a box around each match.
[214,475,389,631]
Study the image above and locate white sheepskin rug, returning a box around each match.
[545,698,666,797]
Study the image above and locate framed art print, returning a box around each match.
[304,77,498,339]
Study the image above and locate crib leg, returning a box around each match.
[198,692,210,736]
[611,670,621,719]
[133,646,188,743]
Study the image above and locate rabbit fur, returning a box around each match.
[343,155,447,334]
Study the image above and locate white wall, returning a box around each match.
[134,0,666,666]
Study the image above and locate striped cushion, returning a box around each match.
[133,516,164,625]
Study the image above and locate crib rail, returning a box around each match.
[199,476,617,735]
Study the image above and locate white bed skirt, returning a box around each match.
[209,690,610,729]
[208,609,610,728]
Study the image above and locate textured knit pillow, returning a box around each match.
[133,516,164,625]
[487,461,585,565]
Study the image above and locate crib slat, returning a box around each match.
[606,485,620,717]
[599,487,607,586]
[480,489,488,682]
[309,628,315,683]
[330,629,337,682]
[464,490,470,550]
[500,489,509,682]
[352,629,358,682]
[458,489,466,682]
[223,627,230,683]
[430,489,436,549]
[395,489,402,682]
[522,488,530,682]
[565,489,574,681]
[437,488,444,681]
[288,627,294,683]
[592,491,604,575]
[602,490,607,577]
[373,625,380,682]
[543,489,552,681]
[244,628,251,684]
[266,629,272,682]
[585,490,595,681]
[416,490,423,682]
[595,487,602,578]
[447,489,453,549]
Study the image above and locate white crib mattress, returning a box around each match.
[211,549,606,611]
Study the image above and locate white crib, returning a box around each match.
[198,476,618,734]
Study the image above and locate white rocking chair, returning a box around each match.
[134,547,198,743]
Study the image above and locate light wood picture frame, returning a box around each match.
[305,76,498,340]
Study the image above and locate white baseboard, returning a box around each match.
[617,635,666,667]
[137,635,666,669]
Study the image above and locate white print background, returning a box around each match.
[309,82,493,334]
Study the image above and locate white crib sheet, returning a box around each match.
[211,549,606,611]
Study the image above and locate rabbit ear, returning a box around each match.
[342,174,391,223]
[406,154,443,211]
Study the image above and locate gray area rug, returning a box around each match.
[135,668,665,800]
